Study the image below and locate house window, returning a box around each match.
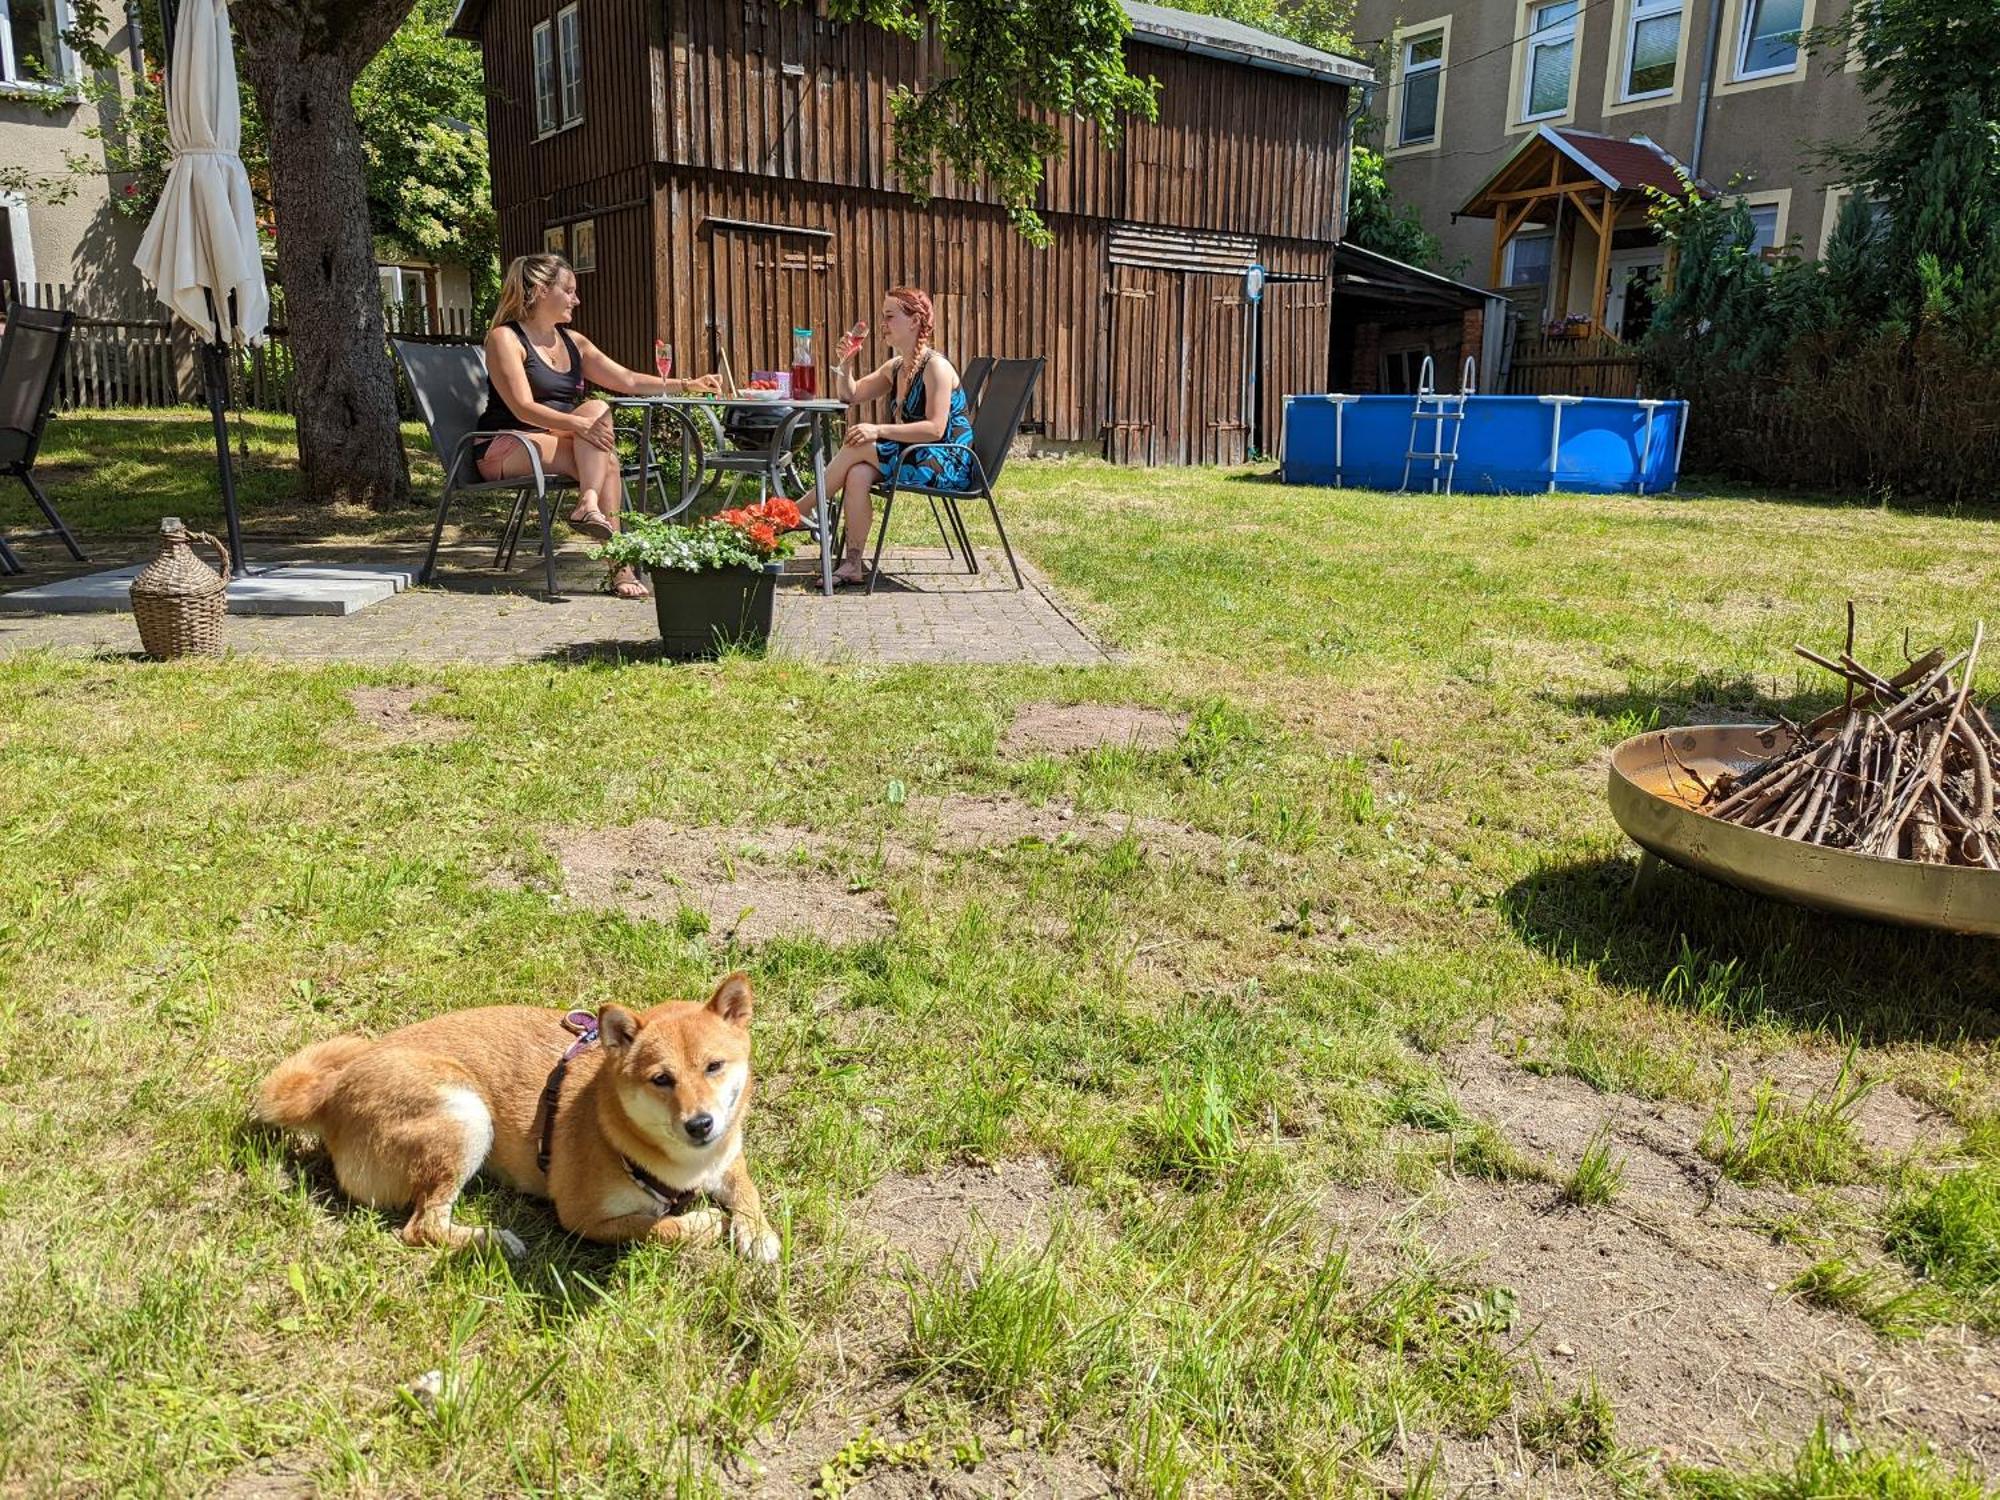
[378,264,434,329]
[1523,1,1580,121]
[571,218,596,272]
[1,0,71,89]
[1746,203,1782,256]
[1398,31,1444,146]
[1737,0,1805,78]
[1623,0,1682,97]
[1506,231,1555,292]
[556,4,583,127]
[531,20,556,134]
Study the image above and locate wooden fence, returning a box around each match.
[3,281,480,415]
[1505,330,1647,399]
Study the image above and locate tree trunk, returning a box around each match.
[237,3,412,508]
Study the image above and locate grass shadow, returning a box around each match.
[1500,852,2000,1046]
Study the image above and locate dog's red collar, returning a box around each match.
[624,1156,698,1217]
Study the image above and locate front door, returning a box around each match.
[1606,247,1666,343]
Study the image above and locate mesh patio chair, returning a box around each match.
[867,356,1041,594]
[957,355,994,416]
[393,339,692,600]
[0,304,88,576]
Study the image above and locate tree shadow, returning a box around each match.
[1559,675,1847,735]
[1498,851,2000,1047]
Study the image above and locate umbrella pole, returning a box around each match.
[200,338,247,577]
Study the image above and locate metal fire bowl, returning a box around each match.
[1608,724,2000,937]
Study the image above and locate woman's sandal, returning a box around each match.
[568,505,617,542]
[608,565,651,601]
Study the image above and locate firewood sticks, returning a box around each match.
[1694,623,2000,868]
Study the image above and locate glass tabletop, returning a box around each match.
[604,394,848,413]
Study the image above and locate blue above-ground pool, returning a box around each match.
[1281,393,1688,495]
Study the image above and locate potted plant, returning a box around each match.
[594,497,803,659]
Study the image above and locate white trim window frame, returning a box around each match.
[0,189,36,293]
[1522,1,1581,123]
[556,3,583,128]
[1621,0,1683,101]
[1,0,76,93]
[1397,29,1444,148]
[1736,0,1807,80]
[531,18,557,137]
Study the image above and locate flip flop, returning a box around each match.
[608,565,651,601]
[568,506,616,542]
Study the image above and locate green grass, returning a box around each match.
[5,422,2000,1492]
[1700,1049,1877,1189]
[1559,1126,1627,1208]
[1668,1422,1993,1498]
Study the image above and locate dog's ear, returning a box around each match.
[705,972,754,1029]
[598,1004,643,1049]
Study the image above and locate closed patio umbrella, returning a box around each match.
[133,0,268,576]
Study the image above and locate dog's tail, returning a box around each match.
[254,1036,374,1129]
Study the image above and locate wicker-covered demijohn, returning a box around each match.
[130,517,230,659]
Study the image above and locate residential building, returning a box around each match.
[1,0,151,306]
[447,0,1375,465]
[1356,0,1872,339]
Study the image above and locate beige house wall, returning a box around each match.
[1358,0,1869,283]
[1,9,151,308]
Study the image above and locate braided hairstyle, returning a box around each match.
[886,286,935,392]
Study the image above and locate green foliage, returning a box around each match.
[39,0,493,305]
[1644,1,2000,500]
[1885,1164,2000,1328]
[1348,144,1446,270]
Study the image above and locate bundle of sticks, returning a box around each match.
[1688,618,1999,868]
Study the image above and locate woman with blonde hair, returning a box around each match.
[812,285,973,587]
[473,253,718,599]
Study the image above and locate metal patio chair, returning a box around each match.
[393,339,692,600]
[957,354,994,416]
[866,355,1041,594]
[0,304,89,576]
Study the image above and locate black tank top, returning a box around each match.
[478,321,585,435]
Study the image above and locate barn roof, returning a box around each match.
[1120,2,1373,84]
[447,0,1373,85]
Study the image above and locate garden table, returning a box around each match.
[608,394,850,597]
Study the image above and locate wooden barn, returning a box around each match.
[446,0,1371,465]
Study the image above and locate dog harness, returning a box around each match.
[535,1010,698,1216]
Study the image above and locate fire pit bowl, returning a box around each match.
[1608,725,2000,936]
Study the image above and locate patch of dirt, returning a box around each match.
[852,1158,1068,1276]
[900,793,1221,862]
[1399,1045,2000,1470]
[546,821,892,945]
[1750,1050,1962,1162]
[999,702,1186,757]
[344,686,464,745]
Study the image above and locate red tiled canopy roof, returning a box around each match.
[1458,126,1708,219]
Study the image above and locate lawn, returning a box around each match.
[2,412,1998,1496]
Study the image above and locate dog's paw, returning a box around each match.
[672,1207,726,1248]
[731,1219,781,1263]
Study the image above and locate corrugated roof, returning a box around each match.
[449,0,1373,85]
[1119,2,1373,84]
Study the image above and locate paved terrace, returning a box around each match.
[0,536,1114,668]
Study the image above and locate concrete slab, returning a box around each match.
[0,562,421,618]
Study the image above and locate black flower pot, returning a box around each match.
[648,564,779,660]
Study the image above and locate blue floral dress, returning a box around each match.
[876,357,975,491]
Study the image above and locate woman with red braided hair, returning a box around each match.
[813,285,974,587]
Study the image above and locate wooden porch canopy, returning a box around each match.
[1458,126,1701,336]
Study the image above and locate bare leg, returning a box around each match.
[833,461,881,584]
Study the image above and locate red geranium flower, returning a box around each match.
[748,523,777,548]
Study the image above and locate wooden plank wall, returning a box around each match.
[659,0,1347,242]
[472,0,1350,460]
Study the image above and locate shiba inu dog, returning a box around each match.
[254,972,779,1261]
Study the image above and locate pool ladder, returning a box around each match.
[1401,355,1478,495]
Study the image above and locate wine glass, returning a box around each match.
[654,339,673,387]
